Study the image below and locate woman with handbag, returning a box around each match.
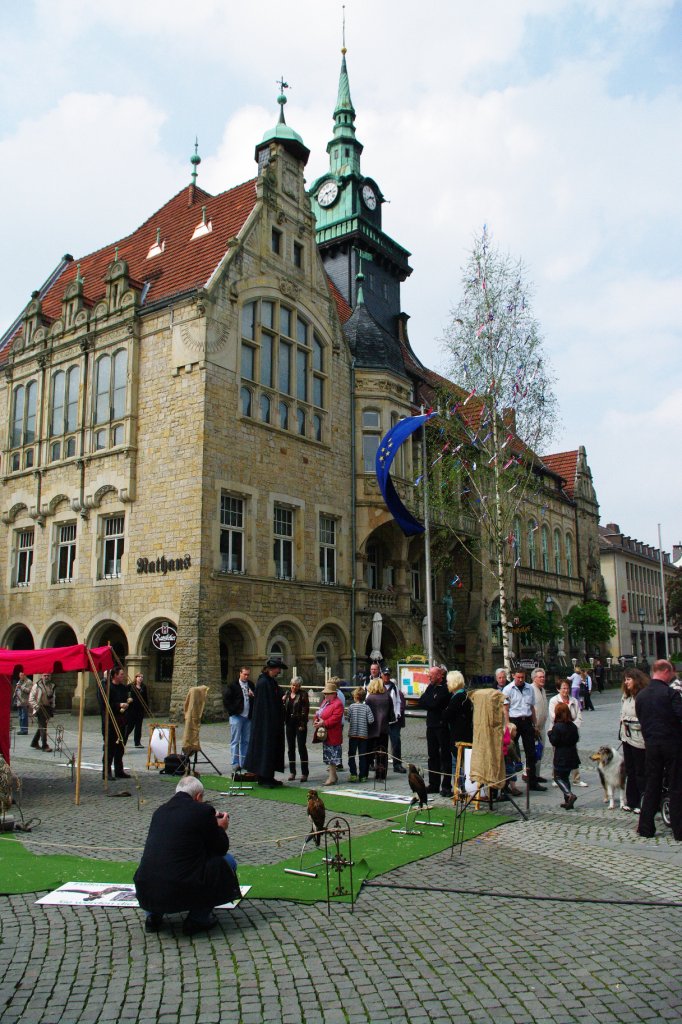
[29,674,56,752]
[619,668,649,812]
[283,676,310,782]
[313,679,344,786]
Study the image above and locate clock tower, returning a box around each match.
[309,48,412,336]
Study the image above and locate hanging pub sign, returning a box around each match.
[152,622,177,652]
[137,554,191,575]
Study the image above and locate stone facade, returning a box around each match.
[0,110,352,718]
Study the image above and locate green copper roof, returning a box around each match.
[261,86,305,147]
[257,81,310,165]
[334,51,355,116]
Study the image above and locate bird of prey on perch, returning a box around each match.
[305,789,325,846]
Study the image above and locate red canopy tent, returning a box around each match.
[0,644,114,765]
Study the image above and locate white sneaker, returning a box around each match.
[551,781,557,787]
[576,781,588,788]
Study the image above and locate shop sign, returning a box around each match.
[152,622,177,651]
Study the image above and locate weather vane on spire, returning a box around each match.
[342,4,346,54]
[276,77,290,122]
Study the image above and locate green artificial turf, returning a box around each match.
[0,786,508,904]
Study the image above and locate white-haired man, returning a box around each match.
[134,776,240,935]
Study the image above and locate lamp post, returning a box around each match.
[544,594,556,685]
[638,608,648,671]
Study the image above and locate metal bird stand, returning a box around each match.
[321,816,354,915]
[284,816,355,915]
[392,799,423,835]
[285,833,326,878]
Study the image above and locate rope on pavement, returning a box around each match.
[364,879,682,908]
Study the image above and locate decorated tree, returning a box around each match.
[435,228,558,669]
[564,601,616,652]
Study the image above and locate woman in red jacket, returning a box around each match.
[314,679,344,786]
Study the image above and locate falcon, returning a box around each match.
[305,789,325,846]
[407,764,428,808]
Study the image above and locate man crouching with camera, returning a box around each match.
[134,775,240,935]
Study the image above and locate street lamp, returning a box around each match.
[638,608,648,670]
[544,595,556,680]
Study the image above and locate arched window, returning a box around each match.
[11,381,37,448]
[112,350,127,419]
[11,385,25,448]
[541,525,549,572]
[565,533,574,577]
[50,366,80,438]
[260,394,271,423]
[513,517,521,565]
[51,372,65,436]
[240,387,252,417]
[362,409,381,472]
[25,381,37,444]
[313,413,322,442]
[279,401,289,430]
[490,597,502,646]
[297,408,306,436]
[554,528,562,574]
[94,356,111,424]
[528,520,538,569]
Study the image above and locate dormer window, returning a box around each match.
[192,206,212,240]
[147,228,165,259]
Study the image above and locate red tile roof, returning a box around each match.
[4,180,258,352]
[542,450,578,496]
[326,278,352,324]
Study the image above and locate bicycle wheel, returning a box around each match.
[661,794,671,828]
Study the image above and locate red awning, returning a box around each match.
[0,645,115,765]
[0,644,114,677]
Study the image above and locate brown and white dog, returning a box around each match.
[590,746,626,809]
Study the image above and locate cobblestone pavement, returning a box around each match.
[2,690,682,1023]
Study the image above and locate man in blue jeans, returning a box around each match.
[134,776,240,935]
[223,666,254,771]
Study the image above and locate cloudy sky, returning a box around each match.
[1,0,680,551]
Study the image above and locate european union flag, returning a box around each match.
[375,413,435,536]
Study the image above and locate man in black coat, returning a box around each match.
[134,775,240,935]
[635,659,682,841]
[417,666,451,795]
[244,657,286,787]
[97,667,131,779]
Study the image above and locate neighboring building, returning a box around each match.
[0,51,608,714]
[599,523,680,662]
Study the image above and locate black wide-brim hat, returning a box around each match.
[265,657,288,670]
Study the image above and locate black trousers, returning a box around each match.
[126,713,144,746]
[103,714,126,776]
[285,720,309,777]
[510,716,537,784]
[638,741,682,840]
[426,725,451,791]
[622,743,646,810]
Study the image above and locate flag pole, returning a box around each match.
[421,408,435,665]
[658,523,670,659]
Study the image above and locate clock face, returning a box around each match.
[317,180,339,208]
[362,184,377,210]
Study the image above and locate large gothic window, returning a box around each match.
[240,298,328,442]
